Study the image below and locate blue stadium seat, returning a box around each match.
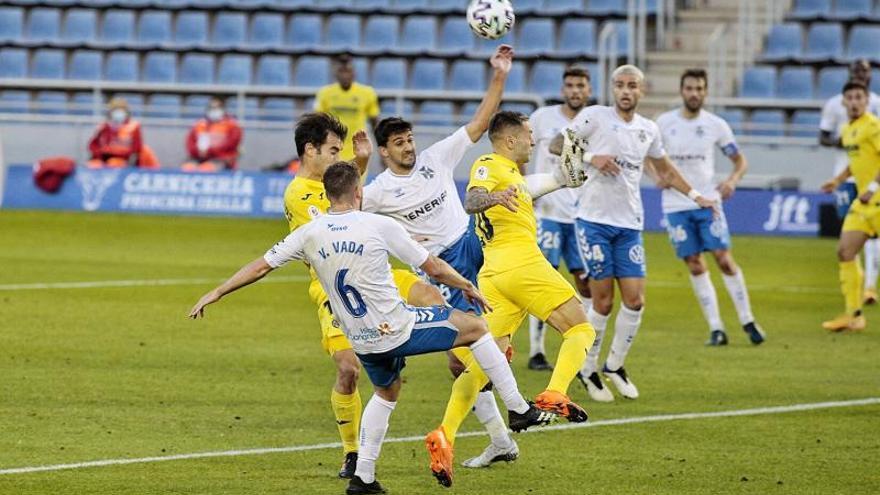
[449,60,485,91]
[585,62,602,97]
[112,93,145,117]
[292,56,326,87]
[437,17,473,55]
[817,66,848,98]
[26,8,61,41]
[847,25,880,61]
[748,110,785,137]
[61,9,97,43]
[739,66,777,98]
[145,94,182,119]
[250,13,284,47]
[380,98,414,117]
[31,49,65,79]
[399,16,437,52]
[778,66,814,99]
[410,59,446,90]
[790,110,821,137]
[143,52,177,83]
[544,0,585,15]
[287,14,322,49]
[762,23,803,61]
[715,109,745,134]
[175,11,208,46]
[505,61,526,93]
[34,91,67,115]
[137,10,172,45]
[254,55,290,86]
[0,8,24,42]
[0,48,27,78]
[261,97,295,122]
[804,22,844,61]
[517,18,555,56]
[272,0,314,6]
[557,19,597,57]
[530,61,565,99]
[102,10,135,44]
[0,90,30,113]
[326,14,361,50]
[354,0,392,8]
[183,95,211,119]
[429,0,465,10]
[105,52,139,81]
[586,0,624,15]
[69,50,102,80]
[833,0,873,19]
[212,12,247,47]
[352,57,369,81]
[71,92,97,116]
[179,53,214,84]
[790,0,832,19]
[419,101,454,126]
[363,16,399,52]
[501,101,536,115]
[218,54,253,84]
[371,59,406,89]
[514,0,542,12]
[475,36,505,55]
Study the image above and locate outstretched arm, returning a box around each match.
[464,45,514,142]
[464,185,518,214]
[188,257,274,318]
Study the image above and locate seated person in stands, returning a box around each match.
[182,97,243,172]
[88,97,156,169]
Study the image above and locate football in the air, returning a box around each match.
[466,0,515,40]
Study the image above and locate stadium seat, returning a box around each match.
[505,61,527,93]
[145,94,182,119]
[111,93,144,116]
[183,94,211,119]
[371,59,406,89]
[250,13,284,47]
[254,55,289,86]
[778,66,814,100]
[790,109,821,137]
[31,49,65,79]
[69,50,102,80]
[0,7,24,42]
[272,0,314,6]
[380,98,414,117]
[410,59,446,90]
[175,11,209,46]
[475,36,506,55]
[351,57,369,81]
[34,91,67,115]
[817,66,848,98]
[70,92,96,116]
[847,25,880,62]
[790,0,832,19]
[0,90,30,113]
[179,53,214,84]
[101,10,135,44]
[501,101,536,115]
[287,14,322,49]
[261,97,295,122]
[586,0,625,15]
[517,18,555,56]
[804,23,844,61]
[429,0,466,10]
[514,0,542,13]
[748,110,785,137]
[450,60,485,91]
[557,19,597,57]
[715,109,745,134]
[363,16,399,52]
[419,101,454,126]
[530,61,565,99]
[0,48,27,78]
[544,0,585,15]
[212,12,247,47]
[326,14,361,50]
[739,66,777,98]
[353,0,392,8]
[832,0,873,20]
[436,17,473,55]
[137,10,172,46]
[105,52,139,82]
[143,52,177,83]
[292,56,327,87]
[762,23,803,61]
[399,16,437,53]
[26,8,61,42]
[61,9,97,43]
[217,54,253,85]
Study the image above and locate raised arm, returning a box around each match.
[188,257,274,318]
[464,45,513,142]
[464,185,518,214]
[351,129,372,176]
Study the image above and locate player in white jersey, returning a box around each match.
[656,69,765,346]
[550,65,716,400]
[189,163,556,495]
[526,65,594,374]
[819,59,880,305]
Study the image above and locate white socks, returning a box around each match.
[722,270,754,325]
[469,334,529,414]
[473,390,513,448]
[528,315,545,358]
[865,238,880,290]
[355,394,396,484]
[689,272,723,331]
[581,304,608,376]
[605,305,643,371]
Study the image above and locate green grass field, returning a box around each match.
[0,210,878,495]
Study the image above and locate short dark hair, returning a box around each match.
[843,79,869,95]
[680,68,708,89]
[294,112,347,157]
[488,111,528,142]
[563,65,591,82]
[335,54,352,66]
[323,161,361,201]
[375,117,413,147]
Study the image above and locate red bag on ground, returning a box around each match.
[33,156,76,193]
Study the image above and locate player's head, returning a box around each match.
[561,65,592,112]
[849,59,871,86]
[843,80,869,120]
[295,112,347,173]
[611,64,645,112]
[206,96,226,122]
[323,161,363,208]
[680,68,708,113]
[375,117,416,170]
[488,111,533,165]
[334,54,355,90]
[106,97,130,125]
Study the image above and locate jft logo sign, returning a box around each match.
[763,194,818,233]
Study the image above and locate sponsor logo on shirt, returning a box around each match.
[475,166,489,180]
[418,166,435,179]
[404,190,449,221]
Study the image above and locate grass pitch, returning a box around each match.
[0,210,878,495]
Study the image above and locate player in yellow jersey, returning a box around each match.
[314,54,380,161]
[821,80,880,332]
[283,113,443,479]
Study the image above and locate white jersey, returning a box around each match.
[567,105,666,230]
[263,210,430,354]
[820,91,880,174]
[656,108,739,214]
[530,105,583,223]
[363,126,475,255]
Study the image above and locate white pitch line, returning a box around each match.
[1,397,877,476]
[0,275,309,291]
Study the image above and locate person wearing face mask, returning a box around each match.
[87,97,149,169]
[182,96,243,172]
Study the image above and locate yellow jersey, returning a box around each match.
[467,153,545,276]
[283,175,329,304]
[843,111,880,201]
[314,82,379,160]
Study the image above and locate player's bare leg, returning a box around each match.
[824,230,870,332]
[711,249,765,344]
[331,348,362,479]
[684,253,727,346]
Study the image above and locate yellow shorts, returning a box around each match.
[315,269,423,355]
[479,260,577,338]
[843,202,880,236]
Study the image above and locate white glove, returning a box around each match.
[558,128,587,187]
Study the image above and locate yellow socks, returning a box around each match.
[440,349,488,445]
[840,260,863,315]
[548,322,596,394]
[331,388,362,454]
